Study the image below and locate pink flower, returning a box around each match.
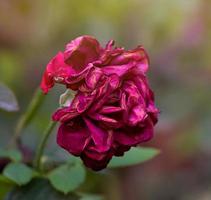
[41,35,159,170]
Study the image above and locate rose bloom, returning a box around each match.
[41,35,159,170]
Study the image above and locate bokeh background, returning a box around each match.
[0,0,211,199]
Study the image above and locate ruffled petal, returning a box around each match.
[81,150,113,171]
[109,46,149,72]
[64,35,101,71]
[100,106,122,114]
[84,118,113,152]
[57,121,90,156]
[89,113,121,128]
[114,119,154,146]
[101,46,149,77]
[53,91,96,122]
[113,144,131,156]
[40,52,73,94]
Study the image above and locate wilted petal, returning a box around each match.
[102,63,135,77]
[74,91,96,113]
[57,122,90,156]
[105,40,115,50]
[84,146,111,161]
[113,144,130,156]
[53,91,96,122]
[52,106,79,122]
[40,52,73,94]
[109,46,149,72]
[81,150,113,171]
[114,119,154,146]
[101,46,149,77]
[128,105,148,126]
[88,74,120,113]
[89,113,121,128]
[133,76,151,100]
[85,67,103,89]
[84,118,112,152]
[64,35,101,71]
[100,106,123,114]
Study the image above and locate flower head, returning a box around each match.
[41,35,159,170]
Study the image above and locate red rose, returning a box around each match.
[41,36,159,170]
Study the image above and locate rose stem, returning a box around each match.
[33,121,57,171]
[9,88,45,148]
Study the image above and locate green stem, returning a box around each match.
[10,88,45,147]
[34,121,57,171]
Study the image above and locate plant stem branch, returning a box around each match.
[34,121,57,171]
[10,88,45,147]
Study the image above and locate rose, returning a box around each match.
[40,36,159,170]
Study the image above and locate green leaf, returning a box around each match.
[108,147,160,168]
[0,175,14,184]
[79,194,104,200]
[0,83,19,112]
[4,179,80,200]
[3,163,35,185]
[0,175,14,200]
[48,163,86,194]
[0,149,22,162]
[0,183,13,200]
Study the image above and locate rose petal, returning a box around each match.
[101,46,149,77]
[89,113,121,128]
[84,118,113,152]
[81,151,113,171]
[40,52,73,94]
[64,35,101,71]
[85,67,103,89]
[128,105,148,126]
[88,74,120,113]
[53,91,96,122]
[113,144,131,156]
[57,121,90,156]
[100,106,123,114]
[114,119,154,146]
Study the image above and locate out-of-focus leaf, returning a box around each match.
[48,163,86,194]
[0,83,19,112]
[3,163,35,186]
[0,175,14,200]
[0,183,13,200]
[79,193,105,200]
[108,147,160,168]
[5,179,80,200]
[0,149,22,162]
[67,156,81,164]
[0,175,14,184]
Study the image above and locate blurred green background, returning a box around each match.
[0,0,211,199]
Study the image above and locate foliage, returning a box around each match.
[0,83,19,112]
[48,163,86,194]
[108,147,160,168]
[4,179,80,200]
[3,163,36,186]
[0,150,22,162]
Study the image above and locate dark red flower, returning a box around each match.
[41,35,159,170]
